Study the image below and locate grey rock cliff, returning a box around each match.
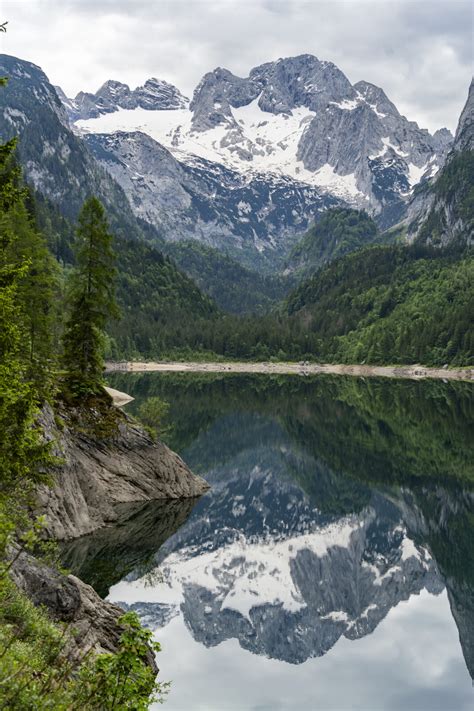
[35,403,209,541]
[64,77,189,121]
[188,54,452,213]
[453,78,474,153]
[84,130,340,267]
[405,78,474,245]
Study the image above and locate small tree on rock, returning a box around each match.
[62,197,118,397]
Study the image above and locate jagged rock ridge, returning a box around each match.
[62,77,189,121]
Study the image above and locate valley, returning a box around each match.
[0,7,472,708]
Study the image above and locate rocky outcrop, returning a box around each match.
[9,546,159,668]
[453,78,474,153]
[63,77,189,122]
[406,79,474,245]
[35,402,208,541]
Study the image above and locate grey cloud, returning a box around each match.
[1,0,472,131]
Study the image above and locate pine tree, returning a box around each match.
[5,200,60,392]
[0,127,49,498]
[62,197,118,397]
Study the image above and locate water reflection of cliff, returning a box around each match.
[76,374,474,675]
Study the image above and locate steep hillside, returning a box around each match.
[285,245,473,366]
[408,80,474,246]
[0,54,158,244]
[285,208,386,277]
[83,130,340,269]
[164,240,291,314]
[109,238,217,357]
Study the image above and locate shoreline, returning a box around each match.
[105,361,474,382]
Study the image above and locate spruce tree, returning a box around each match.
[5,200,59,393]
[62,197,118,397]
[0,133,50,498]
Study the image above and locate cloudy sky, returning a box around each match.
[0,0,472,132]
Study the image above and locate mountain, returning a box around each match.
[0,54,157,242]
[69,54,453,227]
[2,52,458,270]
[82,129,340,269]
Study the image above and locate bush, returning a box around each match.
[137,397,170,440]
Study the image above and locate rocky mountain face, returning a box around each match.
[453,78,474,153]
[0,54,161,243]
[84,130,340,267]
[407,80,474,246]
[62,77,188,121]
[70,54,453,234]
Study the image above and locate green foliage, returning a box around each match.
[286,207,385,277]
[62,197,118,397]
[74,611,169,709]
[108,236,217,360]
[0,136,53,496]
[0,581,168,710]
[165,239,292,314]
[286,244,474,366]
[137,396,170,440]
[4,200,60,392]
[0,107,161,708]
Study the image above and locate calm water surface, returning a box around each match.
[63,374,474,710]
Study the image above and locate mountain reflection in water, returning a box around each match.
[63,374,474,709]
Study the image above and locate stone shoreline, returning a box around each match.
[105,361,474,382]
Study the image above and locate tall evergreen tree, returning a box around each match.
[0,125,50,502]
[62,197,118,396]
[5,200,60,393]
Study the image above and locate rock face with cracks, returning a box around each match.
[9,546,158,671]
[35,401,209,541]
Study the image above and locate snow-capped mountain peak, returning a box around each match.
[47,53,458,262]
[69,53,452,214]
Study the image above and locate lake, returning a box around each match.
[62,373,474,710]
